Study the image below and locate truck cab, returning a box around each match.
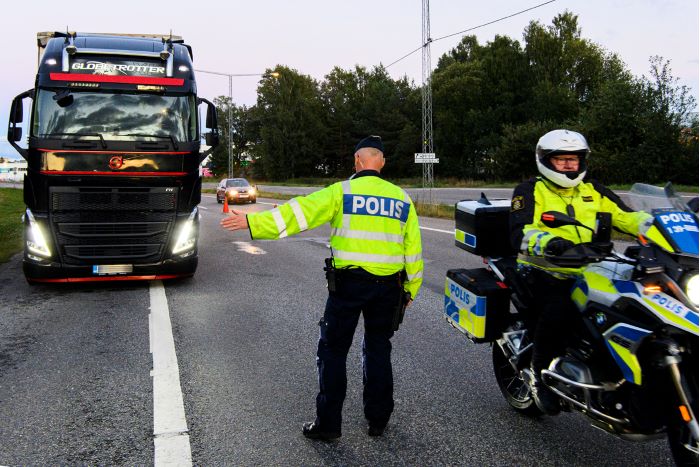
[7,32,219,282]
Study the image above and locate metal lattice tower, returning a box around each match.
[421,0,435,203]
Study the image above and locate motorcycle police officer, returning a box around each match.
[220,135,423,439]
[509,129,651,415]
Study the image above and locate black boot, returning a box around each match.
[529,367,560,416]
[302,421,341,441]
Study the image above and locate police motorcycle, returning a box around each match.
[444,184,699,465]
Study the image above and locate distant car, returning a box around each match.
[216,178,257,204]
[201,167,213,177]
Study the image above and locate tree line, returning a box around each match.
[208,12,698,186]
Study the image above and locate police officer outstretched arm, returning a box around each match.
[221,136,423,441]
[509,129,651,416]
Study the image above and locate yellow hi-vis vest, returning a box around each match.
[513,177,652,274]
[247,175,423,299]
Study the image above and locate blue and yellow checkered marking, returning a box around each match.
[604,324,651,385]
[444,277,487,339]
[455,228,476,249]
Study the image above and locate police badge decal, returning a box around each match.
[511,195,524,211]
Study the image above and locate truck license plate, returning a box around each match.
[92,264,133,275]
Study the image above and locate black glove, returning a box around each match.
[544,237,575,256]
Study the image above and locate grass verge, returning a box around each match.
[0,188,25,263]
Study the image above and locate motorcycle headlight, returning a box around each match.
[686,274,700,307]
[25,209,51,258]
[172,208,198,255]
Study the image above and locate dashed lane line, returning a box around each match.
[149,281,192,466]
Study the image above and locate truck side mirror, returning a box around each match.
[7,89,33,159]
[9,97,23,123]
[206,103,217,129]
[9,127,22,142]
[205,131,219,147]
[197,97,219,131]
[197,97,220,162]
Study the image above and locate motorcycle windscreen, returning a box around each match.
[652,210,699,255]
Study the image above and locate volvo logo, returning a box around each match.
[108,156,124,170]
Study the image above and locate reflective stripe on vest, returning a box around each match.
[333,250,405,264]
[289,198,308,232]
[341,180,352,229]
[404,253,422,263]
[272,208,287,239]
[521,230,539,252]
[407,270,423,281]
[331,227,403,244]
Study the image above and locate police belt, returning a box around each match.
[337,268,402,285]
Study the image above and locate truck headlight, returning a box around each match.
[686,274,700,307]
[25,209,51,258]
[172,207,198,255]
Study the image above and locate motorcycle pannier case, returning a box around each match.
[455,199,514,257]
[444,268,510,343]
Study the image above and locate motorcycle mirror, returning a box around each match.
[593,212,612,243]
[541,211,593,232]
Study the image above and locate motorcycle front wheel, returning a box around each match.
[492,343,543,417]
[667,363,699,467]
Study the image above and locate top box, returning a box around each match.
[455,199,516,258]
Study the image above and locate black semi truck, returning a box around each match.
[7,32,219,282]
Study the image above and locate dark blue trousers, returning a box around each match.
[315,273,402,433]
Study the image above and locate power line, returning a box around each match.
[385,0,558,70]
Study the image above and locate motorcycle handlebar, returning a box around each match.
[543,242,614,267]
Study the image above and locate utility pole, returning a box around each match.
[228,75,233,178]
[421,0,435,204]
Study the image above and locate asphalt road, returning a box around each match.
[0,194,675,465]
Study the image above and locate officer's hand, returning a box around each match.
[544,237,575,256]
[406,299,413,308]
[220,209,249,231]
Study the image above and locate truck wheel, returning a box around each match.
[492,342,543,417]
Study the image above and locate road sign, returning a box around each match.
[415,153,439,163]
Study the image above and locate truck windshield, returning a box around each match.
[33,90,198,142]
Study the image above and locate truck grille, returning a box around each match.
[49,187,177,265]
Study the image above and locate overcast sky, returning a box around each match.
[1,0,698,159]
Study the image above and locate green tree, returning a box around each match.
[319,65,421,178]
[254,66,327,180]
[210,98,259,178]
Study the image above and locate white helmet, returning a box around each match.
[535,129,590,188]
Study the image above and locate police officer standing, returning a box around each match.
[220,135,423,440]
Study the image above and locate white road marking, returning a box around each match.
[420,226,454,235]
[233,241,267,255]
[149,281,192,466]
[198,205,208,210]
